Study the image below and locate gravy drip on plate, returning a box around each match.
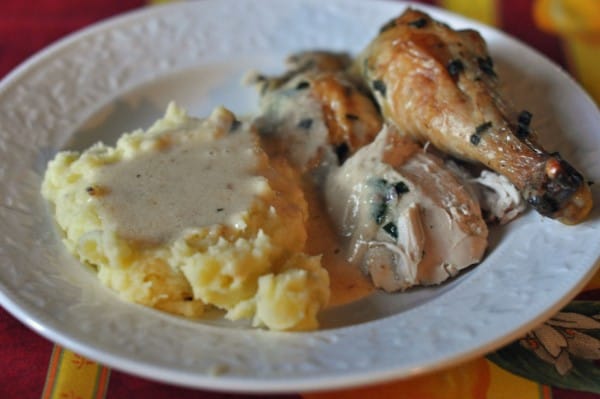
[302,179,375,307]
[94,130,266,244]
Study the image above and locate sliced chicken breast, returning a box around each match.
[324,125,488,291]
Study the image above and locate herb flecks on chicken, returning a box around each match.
[357,8,593,224]
[324,125,488,291]
[249,51,490,291]
[248,51,382,173]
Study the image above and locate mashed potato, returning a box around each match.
[42,103,329,331]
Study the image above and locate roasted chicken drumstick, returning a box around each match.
[356,8,593,224]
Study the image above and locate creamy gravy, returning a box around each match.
[94,130,266,244]
[302,179,375,307]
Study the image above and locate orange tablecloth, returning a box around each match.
[1,1,600,398]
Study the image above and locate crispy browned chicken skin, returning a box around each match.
[357,8,592,224]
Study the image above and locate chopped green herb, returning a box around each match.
[216,208,224,212]
[471,122,492,145]
[334,142,350,164]
[446,59,464,78]
[516,126,529,139]
[408,18,427,28]
[297,118,313,130]
[383,222,398,239]
[470,134,481,145]
[476,121,493,134]
[295,81,310,90]
[518,110,532,126]
[516,110,532,139]
[372,79,387,97]
[368,178,398,224]
[373,202,388,225]
[393,181,410,195]
[477,56,496,77]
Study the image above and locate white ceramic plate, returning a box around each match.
[1,0,600,393]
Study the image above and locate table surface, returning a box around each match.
[1,0,600,398]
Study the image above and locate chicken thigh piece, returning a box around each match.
[324,125,488,291]
[248,51,382,173]
[356,8,592,224]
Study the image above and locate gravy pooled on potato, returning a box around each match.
[42,103,329,331]
[94,111,268,244]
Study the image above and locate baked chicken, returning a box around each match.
[248,51,382,174]
[356,8,593,224]
[324,125,488,291]
[249,52,490,291]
